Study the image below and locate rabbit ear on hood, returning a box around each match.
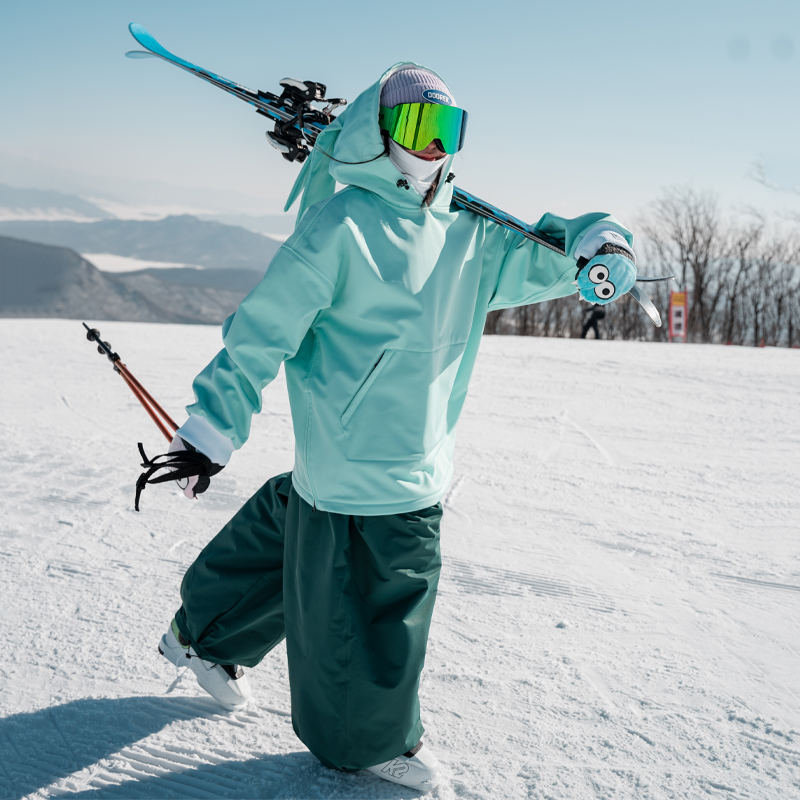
[283,65,388,223]
[283,116,342,221]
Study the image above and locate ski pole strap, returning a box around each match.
[135,442,223,512]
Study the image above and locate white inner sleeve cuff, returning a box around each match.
[573,224,636,264]
[176,415,235,466]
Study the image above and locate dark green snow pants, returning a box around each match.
[174,472,442,771]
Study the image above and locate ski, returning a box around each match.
[449,188,566,255]
[126,23,670,324]
[127,23,342,163]
[628,285,662,327]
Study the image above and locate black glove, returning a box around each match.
[134,437,223,511]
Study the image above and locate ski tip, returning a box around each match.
[125,50,157,60]
[629,284,663,327]
[634,275,676,284]
[128,23,157,50]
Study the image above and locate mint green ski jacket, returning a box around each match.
[187,62,633,515]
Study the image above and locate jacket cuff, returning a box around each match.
[573,223,636,264]
[176,414,235,466]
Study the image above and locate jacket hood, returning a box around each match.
[285,62,456,221]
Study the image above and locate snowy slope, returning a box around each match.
[81,255,202,273]
[1,319,798,800]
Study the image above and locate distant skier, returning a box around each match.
[581,303,606,339]
[154,63,637,791]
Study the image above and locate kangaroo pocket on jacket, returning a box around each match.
[340,343,465,462]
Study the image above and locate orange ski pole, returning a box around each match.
[83,323,178,441]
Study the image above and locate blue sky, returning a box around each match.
[1,0,799,224]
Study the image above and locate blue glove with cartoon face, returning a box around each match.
[576,251,637,305]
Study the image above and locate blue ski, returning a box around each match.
[127,23,334,155]
[126,23,667,326]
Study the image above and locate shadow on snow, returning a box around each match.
[0,695,426,799]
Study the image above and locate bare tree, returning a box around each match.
[639,187,726,342]
[744,233,800,346]
[483,309,506,335]
[516,302,538,336]
[770,262,797,346]
[785,273,800,348]
[482,187,800,347]
[717,218,763,345]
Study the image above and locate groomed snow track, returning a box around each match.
[1,320,798,799]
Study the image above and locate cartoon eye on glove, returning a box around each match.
[576,253,637,305]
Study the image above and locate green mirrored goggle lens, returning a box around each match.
[378,103,468,154]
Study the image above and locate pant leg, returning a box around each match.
[592,320,601,339]
[173,472,293,668]
[283,483,442,771]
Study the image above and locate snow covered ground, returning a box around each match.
[1,319,798,800]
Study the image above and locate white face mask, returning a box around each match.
[388,139,448,198]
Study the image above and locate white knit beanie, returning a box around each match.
[380,67,455,108]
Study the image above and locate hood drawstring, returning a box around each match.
[314,144,387,166]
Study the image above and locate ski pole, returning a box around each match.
[82,323,178,442]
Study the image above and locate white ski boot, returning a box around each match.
[158,619,251,710]
[367,741,441,792]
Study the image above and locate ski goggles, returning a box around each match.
[378,102,468,155]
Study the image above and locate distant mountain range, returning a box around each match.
[0,183,294,324]
[0,184,113,222]
[0,156,287,221]
[0,214,281,271]
[0,236,259,324]
[0,182,296,235]
[197,212,296,236]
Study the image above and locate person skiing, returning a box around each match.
[154,63,637,792]
[581,303,606,339]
